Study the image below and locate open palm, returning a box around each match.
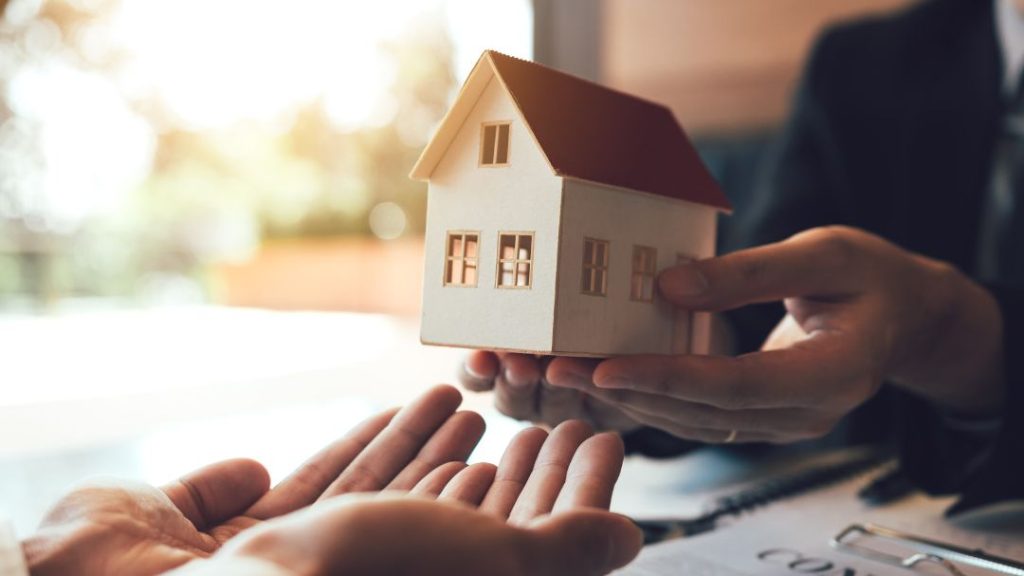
[171,419,638,576]
[22,385,486,576]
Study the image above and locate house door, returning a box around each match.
[671,254,695,354]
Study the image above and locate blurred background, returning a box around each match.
[0,0,914,535]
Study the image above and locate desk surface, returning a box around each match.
[0,306,917,540]
[0,307,502,533]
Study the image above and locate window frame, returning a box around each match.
[580,237,609,296]
[630,245,657,302]
[479,121,512,167]
[443,230,481,287]
[495,231,535,289]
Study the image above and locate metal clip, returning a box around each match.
[831,523,1024,576]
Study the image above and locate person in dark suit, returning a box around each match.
[724,0,1023,514]
[462,0,1023,515]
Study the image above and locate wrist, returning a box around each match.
[891,259,1005,415]
[21,534,73,576]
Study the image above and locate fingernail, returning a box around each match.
[504,367,531,388]
[660,265,708,298]
[465,363,486,380]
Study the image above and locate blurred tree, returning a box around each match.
[0,0,119,308]
[279,15,455,238]
[0,0,456,307]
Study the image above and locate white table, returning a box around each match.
[0,306,525,534]
[0,305,772,537]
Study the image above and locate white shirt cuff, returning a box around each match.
[0,521,28,576]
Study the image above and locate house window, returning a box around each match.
[581,238,609,296]
[497,232,533,288]
[631,246,657,302]
[480,122,511,166]
[445,232,479,286]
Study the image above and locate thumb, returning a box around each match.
[526,511,643,576]
[658,229,863,311]
[162,458,271,530]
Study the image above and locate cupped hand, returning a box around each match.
[22,385,486,576]
[169,421,642,576]
[556,226,1005,444]
[460,351,641,432]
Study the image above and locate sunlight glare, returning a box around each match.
[109,0,447,131]
[6,61,154,227]
[445,0,533,80]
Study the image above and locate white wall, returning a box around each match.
[553,179,718,356]
[420,75,563,352]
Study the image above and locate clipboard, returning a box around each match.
[614,447,1024,576]
[832,523,1024,576]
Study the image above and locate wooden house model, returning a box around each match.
[410,50,731,356]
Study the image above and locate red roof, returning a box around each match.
[488,51,731,211]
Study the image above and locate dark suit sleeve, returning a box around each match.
[942,286,1024,514]
[628,26,1023,501]
[751,33,1022,504]
[723,27,1024,509]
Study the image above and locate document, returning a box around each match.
[616,472,1024,576]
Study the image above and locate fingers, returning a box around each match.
[580,386,832,439]
[611,405,782,444]
[526,510,644,576]
[538,358,601,425]
[493,354,545,421]
[548,358,641,430]
[592,333,865,411]
[163,458,270,530]
[579,392,643,431]
[552,433,624,513]
[546,357,599,388]
[461,351,500,392]
[479,427,549,518]
[461,352,543,395]
[508,420,593,525]
[316,385,465,499]
[481,355,617,430]
[538,384,589,426]
[246,409,398,519]
[384,410,486,490]
[411,462,468,497]
[439,463,498,506]
[658,227,865,311]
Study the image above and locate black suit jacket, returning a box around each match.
[733,0,1023,511]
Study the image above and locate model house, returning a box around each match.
[410,50,732,357]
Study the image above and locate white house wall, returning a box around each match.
[553,179,718,356]
[420,76,563,353]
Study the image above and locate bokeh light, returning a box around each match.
[0,0,532,311]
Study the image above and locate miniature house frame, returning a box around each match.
[410,50,732,357]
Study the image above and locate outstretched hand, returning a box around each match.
[461,227,1004,445]
[557,226,1005,443]
[170,421,641,576]
[22,385,486,576]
